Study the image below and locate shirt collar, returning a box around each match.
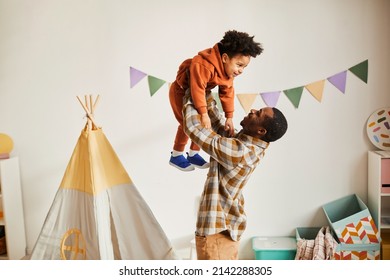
[237,130,269,150]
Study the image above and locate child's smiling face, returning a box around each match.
[222,53,251,78]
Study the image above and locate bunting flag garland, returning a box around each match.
[129,67,147,88]
[147,75,166,96]
[349,60,368,83]
[327,71,347,93]
[129,67,167,96]
[237,59,368,110]
[260,91,281,107]
[283,87,304,109]
[305,80,325,102]
[237,94,258,113]
[130,60,368,111]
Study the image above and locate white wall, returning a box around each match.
[0,0,389,259]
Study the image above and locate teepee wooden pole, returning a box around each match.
[90,95,100,130]
[88,95,94,129]
[77,95,99,130]
[85,95,92,129]
[93,95,100,112]
[89,95,93,114]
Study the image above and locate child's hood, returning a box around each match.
[197,43,226,78]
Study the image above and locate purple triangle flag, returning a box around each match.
[260,91,281,107]
[327,70,347,93]
[130,67,147,88]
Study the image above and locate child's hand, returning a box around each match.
[224,118,234,136]
[201,113,211,129]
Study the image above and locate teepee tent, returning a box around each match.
[31,95,177,260]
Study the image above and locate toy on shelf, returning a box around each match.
[0,133,14,159]
[366,107,390,151]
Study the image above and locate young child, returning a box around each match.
[169,30,263,171]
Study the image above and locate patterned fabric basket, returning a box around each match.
[322,194,381,243]
[322,194,381,260]
[296,226,380,260]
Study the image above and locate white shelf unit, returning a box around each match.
[368,151,390,231]
[0,157,27,260]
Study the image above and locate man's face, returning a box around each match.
[222,54,251,78]
[240,108,274,138]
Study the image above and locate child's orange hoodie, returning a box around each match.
[175,43,234,118]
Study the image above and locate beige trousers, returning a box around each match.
[195,231,239,260]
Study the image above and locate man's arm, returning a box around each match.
[183,99,244,170]
[206,93,238,137]
[205,93,227,135]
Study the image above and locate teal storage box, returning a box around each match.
[252,237,296,260]
[322,194,381,244]
[296,227,322,240]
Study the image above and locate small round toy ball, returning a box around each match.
[0,133,14,154]
[366,108,390,150]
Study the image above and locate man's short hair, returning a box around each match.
[261,107,288,142]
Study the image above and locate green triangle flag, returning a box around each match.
[147,75,166,96]
[349,60,368,83]
[211,92,223,112]
[283,86,304,109]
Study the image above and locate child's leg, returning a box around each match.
[169,82,189,152]
[189,142,200,153]
[169,83,194,171]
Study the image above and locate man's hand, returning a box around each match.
[224,118,234,136]
[201,113,211,129]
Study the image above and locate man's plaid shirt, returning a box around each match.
[183,97,269,241]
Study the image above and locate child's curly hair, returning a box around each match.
[218,30,263,58]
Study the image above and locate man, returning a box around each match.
[183,93,288,260]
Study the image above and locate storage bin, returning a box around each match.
[382,244,390,260]
[252,236,296,260]
[332,243,380,260]
[296,227,322,240]
[381,231,390,260]
[382,159,390,193]
[322,194,381,244]
[295,226,337,260]
[381,159,390,185]
[296,227,380,260]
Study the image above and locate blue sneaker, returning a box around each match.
[169,153,195,171]
[187,153,210,169]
